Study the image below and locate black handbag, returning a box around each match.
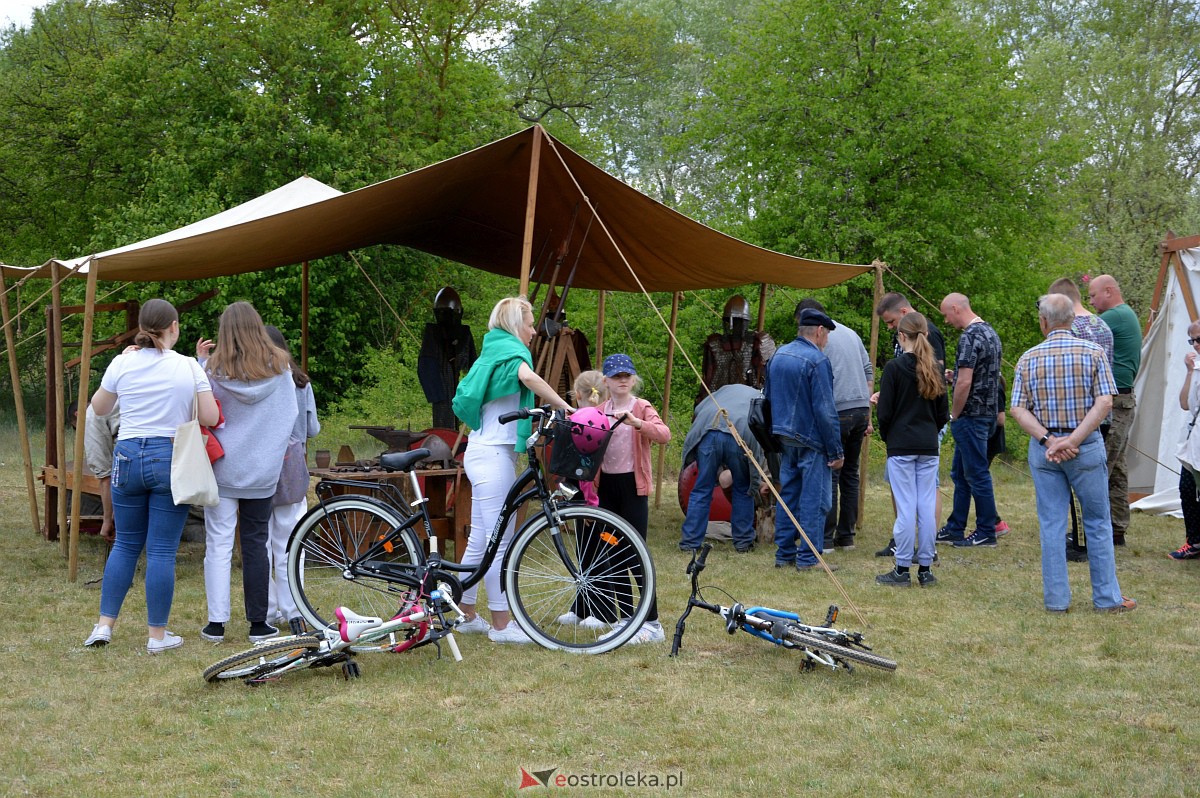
[748,392,781,454]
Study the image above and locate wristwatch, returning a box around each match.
[1038,433,1050,446]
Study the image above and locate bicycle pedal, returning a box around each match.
[342,660,361,680]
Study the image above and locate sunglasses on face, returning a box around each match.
[1189,337,1200,345]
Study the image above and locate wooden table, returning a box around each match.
[308,466,470,559]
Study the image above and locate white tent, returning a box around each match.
[1128,237,1200,516]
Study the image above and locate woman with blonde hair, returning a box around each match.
[84,299,219,653]
[875,311,949,587]
[451,296,573,643]
[199,302,297,643]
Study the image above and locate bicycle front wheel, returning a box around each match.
[203,637,323,683]
[286,497,424,631]
[782,626,898,672]
[505,505,655,654]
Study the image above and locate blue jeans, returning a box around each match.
[774,444,831,566]
[887,455,939,567]
[100,437,190,626]
[944,415,997,537]
[680,430,755,549]
[1028,432,1124,610]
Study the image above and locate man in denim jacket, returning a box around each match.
[765,308,845,570]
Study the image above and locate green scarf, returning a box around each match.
[451,327,536,451]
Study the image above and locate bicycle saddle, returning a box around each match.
[379,448,432,472]
[335,607,384,643]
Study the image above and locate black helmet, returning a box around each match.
[434,287,463,324]
[722,295,751,325]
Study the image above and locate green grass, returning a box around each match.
[1,428,1199,797]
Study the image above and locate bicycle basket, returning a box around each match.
[547,417,615,482]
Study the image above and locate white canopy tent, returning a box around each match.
[1128,235,1200,516]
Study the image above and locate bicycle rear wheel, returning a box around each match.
[505,505,655,654]
[782,626,898,671]
[286,497,424,630]
[203,637,323,683]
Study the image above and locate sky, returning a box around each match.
[1,0,46,28]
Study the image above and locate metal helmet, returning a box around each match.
[433,286,462,324]
[722,295,751,330]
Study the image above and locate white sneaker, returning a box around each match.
[599,618,631,642]
[488,623,534,644]
[84,623,112,647]
[579,616,612,630]
[556,611,584,625]
[603,619,665,646]
[147,631,183,654]
[457,615,492,634]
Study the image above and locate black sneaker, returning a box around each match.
[248,622,279,643]
[936,527,965,544]
[200,622,225,642]
[875,540,897,557]
[951,532,998,548]
[875,568,911,587]
[917,570,937,587]
[832,536,855,550]
[1066,546,1089,562]
[734,542,755,553]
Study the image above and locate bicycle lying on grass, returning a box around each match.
[670,545,897,673]
[204,582,465,684]
[282,406,655,654]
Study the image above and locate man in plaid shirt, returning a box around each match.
[1009,293,1136,613]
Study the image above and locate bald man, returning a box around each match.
[1086,275,1141,546]
[938,293,1003,547]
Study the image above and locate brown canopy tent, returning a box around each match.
[0,125,877,580]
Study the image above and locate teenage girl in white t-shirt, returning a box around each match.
[84,299,219,654]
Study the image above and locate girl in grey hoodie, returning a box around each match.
[198,302,298,643]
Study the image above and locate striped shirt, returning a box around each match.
[1011,329,1117,430]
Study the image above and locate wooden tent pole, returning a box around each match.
[0,267,41,535]
[859,261,886,525]
[301,260,310,373]
[51,264,68,555]
[654,291,681,508]
[68,266,99,581]
[596,290,606,363]
[756,282,768,332]
[518,126,544,297]
[1146,234,1175,335]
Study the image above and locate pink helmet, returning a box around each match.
[568,406,611,454]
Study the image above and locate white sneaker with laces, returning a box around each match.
[556,611,584,625]
[457,615,492,634]
[147,631,183,654]
[602,619,664,646]
[598,618,631,642]
[579,616,612,630]
[84,623,112,647]
[488,623,534,644]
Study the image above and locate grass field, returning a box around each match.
[1,429,1198,797]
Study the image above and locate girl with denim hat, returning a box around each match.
[595,353,671,644]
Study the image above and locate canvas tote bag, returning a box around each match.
[171,392,220,507]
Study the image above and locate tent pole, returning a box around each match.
[68,266,99,581]
[51,264,68,555]
[0,267,41,536]
[1147,236,1174,334]
[654,291,681,508]
[519,126,544,297]
[859,261,885,526]
[756,283,767,332]
[301,260,310,373]
[595,290,606,363]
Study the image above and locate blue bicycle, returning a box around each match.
[670,545,897,673]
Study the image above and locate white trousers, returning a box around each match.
[461,442,519,611]
[267,500,307,622]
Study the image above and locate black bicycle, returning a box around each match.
[670,545,897,672]
[285,407,655,654]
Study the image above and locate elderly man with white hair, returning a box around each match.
[1009,293,1135,613]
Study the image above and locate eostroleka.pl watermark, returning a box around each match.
[519,767,684,790]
